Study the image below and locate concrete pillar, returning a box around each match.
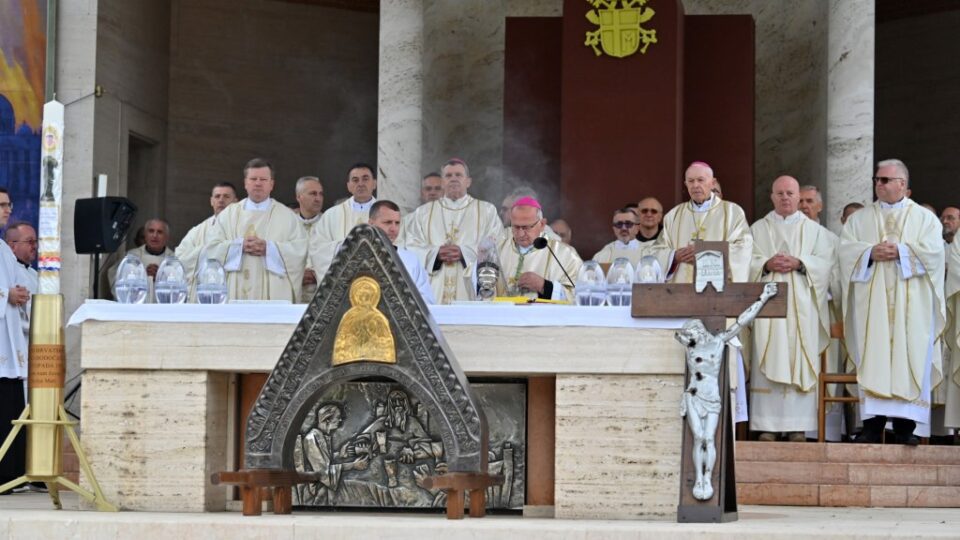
[825,0,875,233]
[377,0,424,214]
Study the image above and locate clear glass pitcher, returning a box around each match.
[196,258,228,305]
[575,260,607,306]
[154,255,188,304]
[606,257,634,307]
[114,254,148,304]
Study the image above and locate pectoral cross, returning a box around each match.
[631,241,788,524]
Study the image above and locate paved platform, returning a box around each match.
[0,493,958,539]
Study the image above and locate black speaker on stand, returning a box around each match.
[74,197,137,299]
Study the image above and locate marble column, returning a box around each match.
[825,0,875,234]
[377,0,424,214]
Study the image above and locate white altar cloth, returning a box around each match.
[67,302,685,329]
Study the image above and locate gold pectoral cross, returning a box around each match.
[446,225,460,245]
[245,224,257,239]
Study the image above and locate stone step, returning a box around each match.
[737,461,960,486]
[735,442,960,507]
[736,441,960,465]
[737,483,960,507]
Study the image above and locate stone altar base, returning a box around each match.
[736,442,960,507]
[0,494,957,539]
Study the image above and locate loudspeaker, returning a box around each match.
[73,197,138,254]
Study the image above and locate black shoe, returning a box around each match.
[894,433,920,446]
[854,431,881,443]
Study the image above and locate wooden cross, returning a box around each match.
[631,241,787,524]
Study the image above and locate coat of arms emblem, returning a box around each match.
[584,0,657,58]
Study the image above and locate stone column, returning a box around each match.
[825,0,875,234]
[377,0,424,214]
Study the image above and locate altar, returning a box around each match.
[69,303,687,520]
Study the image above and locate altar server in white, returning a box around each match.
[205,158,307,302]
[749,176,834,441]
[839,159,945,445]
[368,200,435,304]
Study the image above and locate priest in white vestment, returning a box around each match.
[647,162,753,422]
[592,208,644,267]
[647,162,753,283]
[635,197,663,251]
[175,183,238,301]
[109,218,174,303]
[205,158,307,302]
[294,176,325,303]
[310,163,377,280]
[0,192,29,487]
[941,235,960,430]
[403,159,502,304]
[368,201,435,304]
[4,223,38,344]
[749,176,834,441]
[839,159,945,445]
[487,197,582,302]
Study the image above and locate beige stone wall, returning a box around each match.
[555,374,684,520]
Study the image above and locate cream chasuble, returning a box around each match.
[309,197,375,279]
[175,214,216,302]
[592,239,644,267]
[839,199,945,425]
[494,236,583,301]
[404,195,501,304]
[648,195,753,284]
[298,212,322,304]
[942,239,960,428]
[205,198,307,302]
[749,211,834,432]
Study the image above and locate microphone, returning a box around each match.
[532,237,576,290]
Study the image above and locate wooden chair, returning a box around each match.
[818,322,857,442]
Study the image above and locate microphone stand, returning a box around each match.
[532,237,576,289]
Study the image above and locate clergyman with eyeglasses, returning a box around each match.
[489,197,583,302]
[592,207,645,267]
[838,158,946,445]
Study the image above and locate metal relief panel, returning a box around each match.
[292,381,525,510]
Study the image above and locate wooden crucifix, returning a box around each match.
[631,241,787,524]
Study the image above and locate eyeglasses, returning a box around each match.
[0,203,11,209]
[873,176,904,184]
[638,208,660,215]
[612,221,638,229]
[12,240,37,246]
[511,222,540,233]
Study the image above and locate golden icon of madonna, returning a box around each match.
[332,276,396,366]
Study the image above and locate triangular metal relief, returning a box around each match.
[244,224,489,473]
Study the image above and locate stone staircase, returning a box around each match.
[735,441,960,507]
